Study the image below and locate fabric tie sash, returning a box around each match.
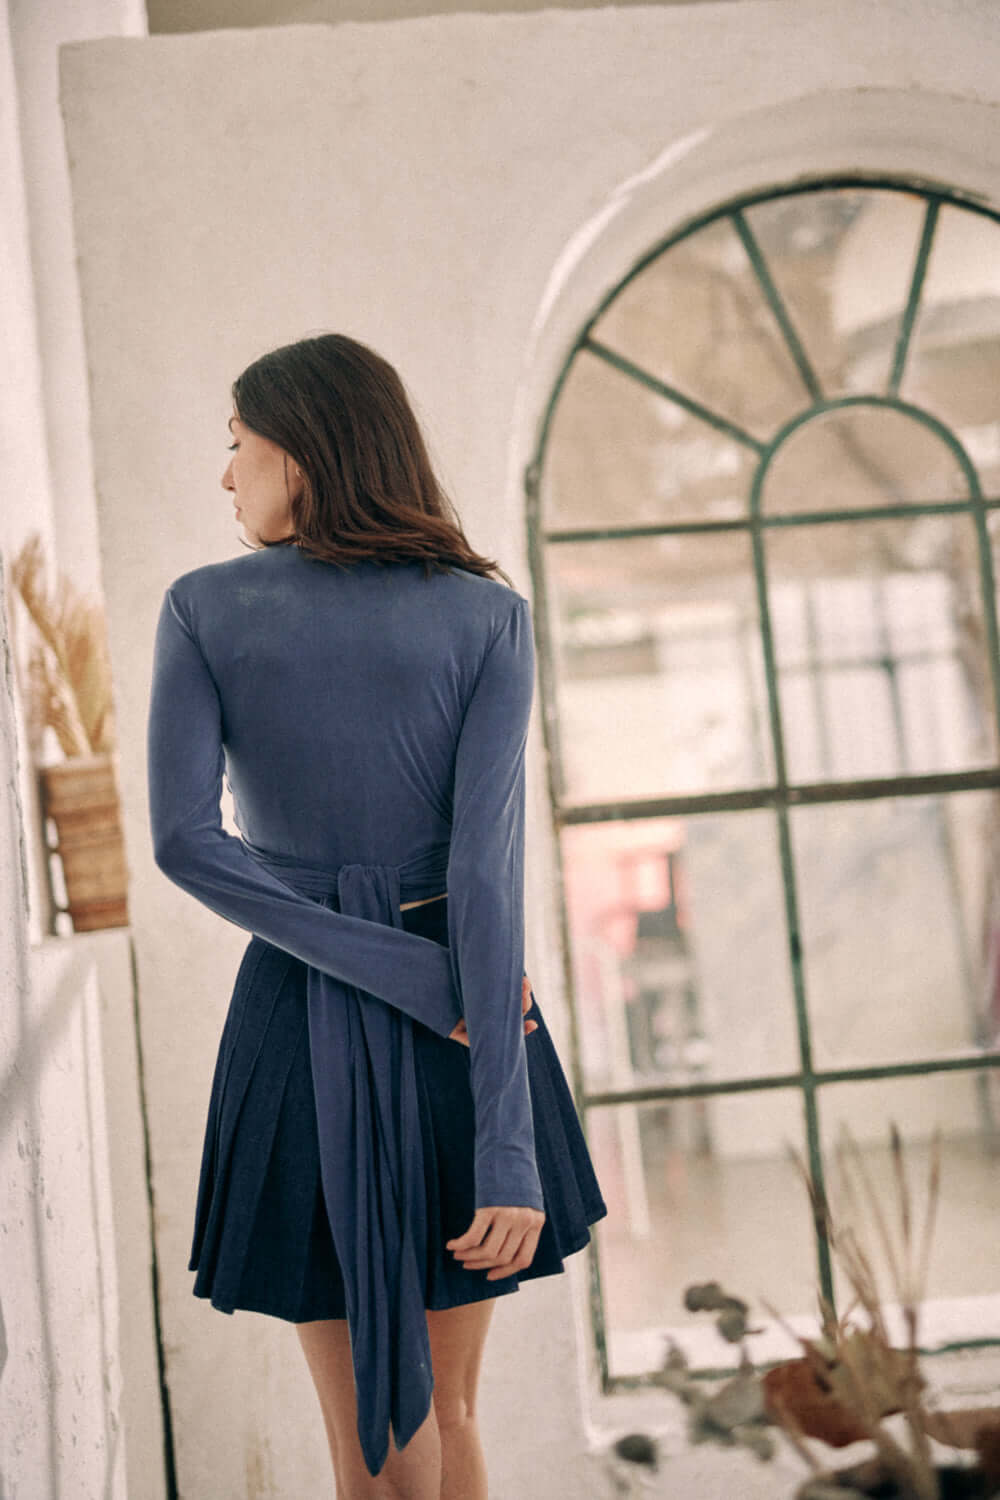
[241,842,452,1477]
[307,862,432,1476]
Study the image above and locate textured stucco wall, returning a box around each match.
[6,0,145,596]
[59,3,1000,1495]
[1,1,165,1495]
[1,559,162,1500]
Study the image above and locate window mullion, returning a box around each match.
[888,197,940,397]
[581,334,765,454]
[731,208,824,404]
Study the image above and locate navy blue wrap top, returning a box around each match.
[146,543,543,1474]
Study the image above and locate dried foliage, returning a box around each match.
[637,1125,1000,1500]
[777,1124,941,1500]
[7,532,115,759]
[653,1337,776,1462]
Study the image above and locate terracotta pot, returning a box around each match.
[40,753,130,932]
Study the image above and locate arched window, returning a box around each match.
[527,180,1000,1384]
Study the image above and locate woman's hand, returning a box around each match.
[449,973,537,1048]
[446,1204,546,1280]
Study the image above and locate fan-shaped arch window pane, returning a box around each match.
[742,188,927,398]
[589,213,807,442]
[904,203,1000,496]
[760,402,971,515]
[544,348,757,530]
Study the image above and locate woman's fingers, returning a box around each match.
[453,1220,515,1265]
[448,1020,534,1047]
[486,1220,543,1280]
[446,1206,545,1278]
[446,1209,493,1253]
[523,974,538,1035]
[449,981,538,1048]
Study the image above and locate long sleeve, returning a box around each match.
[446,596,543,1212]
[147,587,462,1038]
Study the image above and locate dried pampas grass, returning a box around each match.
[7,531,115,760]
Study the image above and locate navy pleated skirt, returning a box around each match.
[188,893,608,1321]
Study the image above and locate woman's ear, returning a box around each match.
[284,455,305,500]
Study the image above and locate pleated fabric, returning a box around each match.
[188,893,607,1411]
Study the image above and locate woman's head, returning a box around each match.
[223,334,510,583]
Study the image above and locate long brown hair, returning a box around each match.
[231,334,514,585]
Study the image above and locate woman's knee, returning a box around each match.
[426,1299,495,1435]
[432,1390,475,1436]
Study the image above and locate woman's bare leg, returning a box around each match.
[426,1300,495,1500]
[296,1299,496,1500]
[296,1319,441,1499]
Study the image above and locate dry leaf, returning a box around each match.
[762,1358,870,1448]
[826,1329,923,1419]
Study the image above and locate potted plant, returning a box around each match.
[7,531,129,932]
[609,1126,1000,1499]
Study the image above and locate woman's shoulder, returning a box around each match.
[437,565,531,626]
[161,548,298,619]
[165,547,276,595]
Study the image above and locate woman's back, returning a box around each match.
[169,543,525,869]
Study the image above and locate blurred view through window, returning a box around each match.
[531,182,1000,1381]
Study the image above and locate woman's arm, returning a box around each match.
[444,595,544,1216]
[147,585,462,1037]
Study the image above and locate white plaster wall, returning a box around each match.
[7,0,145,597]
[1,9,162,1490]
[0,561,40,1494]
[1,560,163,1499]
[2,0,146,938]
[1,0,60,944]
[58,3,1000,1496]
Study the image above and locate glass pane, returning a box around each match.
[818,1072,1000,1329]
[791,791,1000,1069]
[547,534,774,803]
[904,203,1000,497]
[591,214,807,443]
[761,403,970,515]
[744,187,927,398]
[590,1092,817,1377]
[543,348,756,530]
[563,813,800,1095]
[766,514,998,782]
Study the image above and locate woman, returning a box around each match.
[146,333,607,1499]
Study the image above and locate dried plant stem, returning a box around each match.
[914,1130,942,1315]
[835,1333,937,1500]
[890,1124,913,1298]
[785,1127,946,1500]
[836,1126,905,1310]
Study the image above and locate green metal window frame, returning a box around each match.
[524,176,1000,1392]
